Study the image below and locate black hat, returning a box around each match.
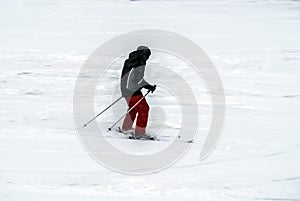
[137,45,151,57]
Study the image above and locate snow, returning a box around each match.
[0,0,300,200]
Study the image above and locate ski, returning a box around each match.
[115,127,156,141]
[128,135,156,141]
[112,127,193,143]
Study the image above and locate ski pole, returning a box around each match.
[83,96,123,128]
[108,91,150,131]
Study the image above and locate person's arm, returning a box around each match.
[138,78,150,87]
[126,65,147,90]
[127,65,156,93]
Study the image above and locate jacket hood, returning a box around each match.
[137,46,151,58]
[128,46,151,61]
[128,50,139,60]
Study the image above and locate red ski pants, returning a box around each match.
[122,95,149,134]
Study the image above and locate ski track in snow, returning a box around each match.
[0,0,300,200]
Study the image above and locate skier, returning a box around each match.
[120,46,156,138]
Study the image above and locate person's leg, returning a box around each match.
[134,97,150,135]
[122,97,137,131]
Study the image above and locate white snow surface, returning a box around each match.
[0,0,300,200]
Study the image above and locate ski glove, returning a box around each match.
[144,84,156,93]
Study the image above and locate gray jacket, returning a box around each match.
[126,65,149,92]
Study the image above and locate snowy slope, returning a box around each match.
[0,0,300,200]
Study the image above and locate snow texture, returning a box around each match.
[0,0,300,200]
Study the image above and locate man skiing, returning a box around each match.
[120,46,156,138]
